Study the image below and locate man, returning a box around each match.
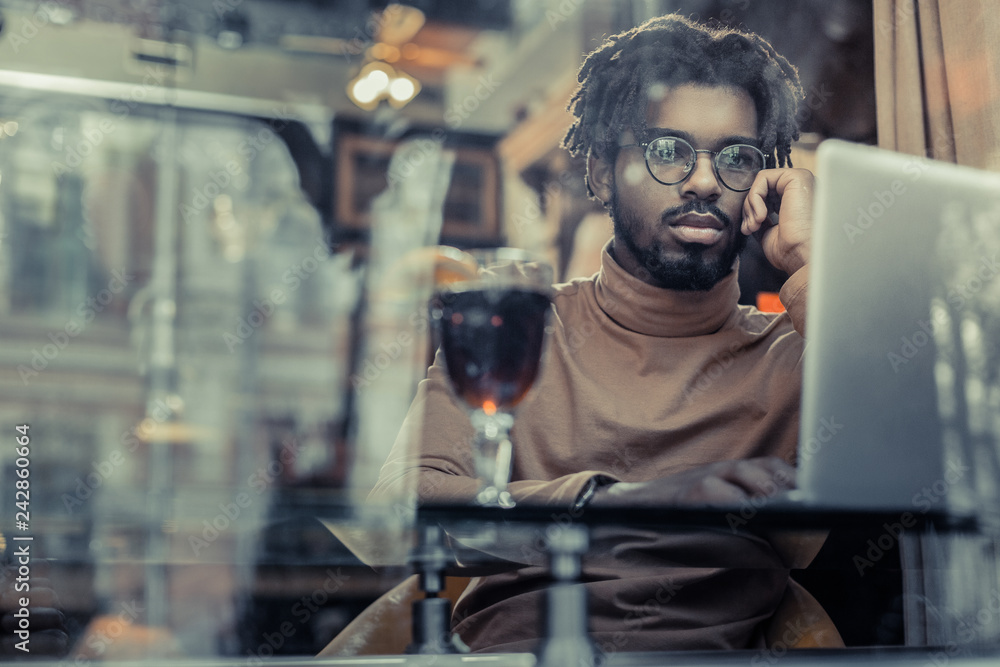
[366,13,817,654]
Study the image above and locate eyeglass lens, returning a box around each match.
[646,137,764,190]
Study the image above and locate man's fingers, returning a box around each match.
[742,190,767,234]
[756,456,798,487]
[594,457,799,508]
[716,457,796,498]
[676,458,794,505]
[742,170,780,234]
[741,169,813,273]
[679,475,752,505]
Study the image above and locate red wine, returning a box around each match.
[436,287,550,411]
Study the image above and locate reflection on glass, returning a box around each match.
[931,199,1000,516]
[432,248,553,507]
[0,90,369,658]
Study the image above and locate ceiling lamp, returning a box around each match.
[344,3,425,111]
[347,61,421,111]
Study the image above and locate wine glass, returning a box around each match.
[431,247,554,507]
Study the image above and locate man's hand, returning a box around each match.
[591,456,796,507]
[588,457,824,568]
[741,168,814,276]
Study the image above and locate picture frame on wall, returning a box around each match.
[332,124,501,246]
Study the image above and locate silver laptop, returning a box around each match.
[794,139,1000,518]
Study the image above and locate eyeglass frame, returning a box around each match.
[618,135,771,192]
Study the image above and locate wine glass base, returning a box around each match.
[476,487,516,508]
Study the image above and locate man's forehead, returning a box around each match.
[636,82,759,142]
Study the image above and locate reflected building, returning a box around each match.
[0,89,367,656]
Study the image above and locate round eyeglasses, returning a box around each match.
[619,136,768,192]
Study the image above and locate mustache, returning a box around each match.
[661,201,733,228]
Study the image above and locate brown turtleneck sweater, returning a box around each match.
[370,242,808,653]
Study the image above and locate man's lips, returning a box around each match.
[669,212,724,230]
[666,212,726,244]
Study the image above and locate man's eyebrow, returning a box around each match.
[644,127,761,149]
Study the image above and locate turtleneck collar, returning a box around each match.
[594,240,741,337]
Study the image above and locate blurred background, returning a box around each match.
[0,0,881,660]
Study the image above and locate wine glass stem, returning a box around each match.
[472,410,515,507]
[492,434,512,494]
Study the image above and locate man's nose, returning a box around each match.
[682,153,722,199]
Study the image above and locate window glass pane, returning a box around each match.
[0,90,395,660]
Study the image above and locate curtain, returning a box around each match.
[873,0,1000,649]
[875,0,1000,167]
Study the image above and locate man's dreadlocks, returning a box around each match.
[563,14,804,195]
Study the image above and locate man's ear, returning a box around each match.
[587,152,614,205]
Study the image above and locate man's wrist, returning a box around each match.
[587,479,646,507]
[572,475,617,511]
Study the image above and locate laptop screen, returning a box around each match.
[799,139,1000,517]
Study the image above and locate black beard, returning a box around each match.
[610,190,746,291]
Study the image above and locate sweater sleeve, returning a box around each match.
[778,265,808,337]
[362,353,619,565]
[370,355,618,505]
